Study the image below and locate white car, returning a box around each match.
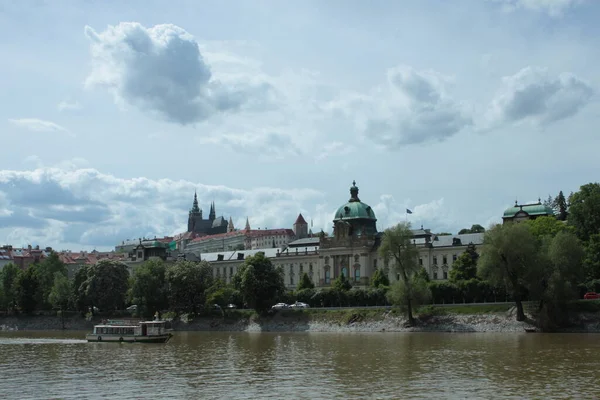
[290,302,310,309]
[271,303,289,310]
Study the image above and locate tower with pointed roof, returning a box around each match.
[228,216,235,233]
[245,217,251,231]
[186,192,229,235]
[293,213,309,239]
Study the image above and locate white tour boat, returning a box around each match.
[86,318,173,343]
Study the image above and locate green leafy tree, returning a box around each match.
[85,260,130,312]
[584,234,600,280]
[33,252,67,309]
[379,222,420,325]
[232,252,285,313]
[48,272,71,310]
[1,263,20,312]
[332,272,352,291]
[568,183,600,241]
[129,259,168,316]
[458,224,485,234]
[72,265,90,313]
[555,191,568,221]
[14,267,39,314]
[449,244,479,282]
[416,267,430,283]
[478,223,543,321]
[205,286,242,309]
[297,272,315,290]
[386,273,431,313]
[165,260,213,314]
[525,216,571,238]
[370,268,390,288]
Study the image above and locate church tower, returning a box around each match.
[293,213,309,239]
[228,216,235,232]
[188,191,202,232]
[209,201,216,221]
[245,217,251,231]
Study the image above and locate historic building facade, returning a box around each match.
[187,192,229,235]
[196,181,485,289]
[502,200,555,224]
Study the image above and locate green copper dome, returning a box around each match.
[503,201,555,218]
[334,181,377,221]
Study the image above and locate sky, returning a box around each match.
[1,0,599,251]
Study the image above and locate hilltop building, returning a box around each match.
[502,200,555,224]
[187,192,229,235]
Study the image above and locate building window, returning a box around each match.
[433,257,437,265]
[453,254,457,262]
[299,263,304,274]
[443,271,448,280]
[354,268,360,282]
[373,259,378,269]
[230,267,233,276]
[419,258,423,266]
[443,256,447,265]
[290,264,294,274]
[341,267,348,278]
[397,273,401,281]
[325,270,331,284]
[290,276,294,286]
[433,272,438,280]
[309,263,313,272]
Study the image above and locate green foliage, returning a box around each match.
[48,272,71,311]
[165,260,213,314]
[458,224,485,234]
[386,274,431,311]
[370,268,390,288]
[297,272,315,290]
[72,265,90,313]
[555,191,568,221]
[332,272,352,291]
[584,234,600,280]
[525,216,571,238]
[129,259,168,317]
[33,252,67,309]
[205,286,242,309]
[233,252,285,313]
[295,288,316,304]
[85,260,130,312]
[379,222,420,324]
[416,267,430,283]
[448,244,478,282]
[478,223,542,321]
[1,263,20,312]
[14,267,39,314]
[568,183,600,241]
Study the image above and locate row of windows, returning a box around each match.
[95,327,134,335]
[324,268,360,284]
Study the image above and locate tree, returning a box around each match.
[379,222,420,325]
[233,252,285,313]
[449,244,479,282]
[478,223,542,321]
[33,252,67,309]
[568,183,600,241]
[525,216,571,238]
[555,191,568,221]
[584,234,600,280]
[85,260,130,312]
[332,272,352,291]
[72,265,90,314]
[370,268,390,288]
[129,259,168,316]
[14,267,39,314]
[1,263,20,312]
[165,260,213,314]
[49,272,72,329]
[386,273,431,313]
[458,224,485,235]
[297,272,315,290]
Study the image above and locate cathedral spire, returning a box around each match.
[191,191,200,214]
[245,217,251,231]
[209,201,216,221]
[228,216,235,232]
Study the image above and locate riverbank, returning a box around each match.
[2,305,600,333]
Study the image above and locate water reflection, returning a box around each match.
[0,330,599,399]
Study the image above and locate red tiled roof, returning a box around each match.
[247,229,295,238]
[294,213,308,225]
[191,231,244,243]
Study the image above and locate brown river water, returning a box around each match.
[0,330,599,399]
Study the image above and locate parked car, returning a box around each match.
[126,305,138,312]
[290,302,310,309]
[271,303,289,310]
[584,292,600,300]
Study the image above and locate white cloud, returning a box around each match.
[315,142,355,161]
[57,100,82,111]
[491,0,585,17]
[332,65,472,148]
[481,66,594,130]
[84,22,276,125]
[8,118,72,136]
[0,162,456,250]
[197,131,302,159]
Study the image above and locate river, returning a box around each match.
[0,331,598,399]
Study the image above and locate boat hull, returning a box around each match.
[86,333,172,343]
